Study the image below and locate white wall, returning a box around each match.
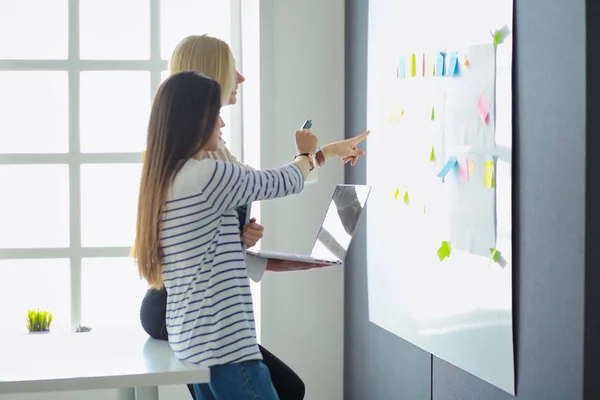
[255,0,346,399]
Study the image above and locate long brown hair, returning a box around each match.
[135,71,222,288]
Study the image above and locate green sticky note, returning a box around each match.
[491,25,511,46]
[484,160,495,188]
[411,54,416,77]
[437,241,451,261]
[403,190,409,205]
[430,107,435,121]
[429,146,435,161]
[490,248,500,262]
[394,187,400,200]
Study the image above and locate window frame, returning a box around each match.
[0,0,242,331]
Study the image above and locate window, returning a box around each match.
[0,0,239,334]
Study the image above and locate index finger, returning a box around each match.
[352,130,370,145]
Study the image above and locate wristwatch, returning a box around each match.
[295,152,315,170]
[315,147,326,167]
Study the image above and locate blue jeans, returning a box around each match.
[194,360,280,399]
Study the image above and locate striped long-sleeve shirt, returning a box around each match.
[161,157,304,366]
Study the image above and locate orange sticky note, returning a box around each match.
[462,55,469,66]
[469,159,476,174]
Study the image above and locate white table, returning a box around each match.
[0,331,209,399]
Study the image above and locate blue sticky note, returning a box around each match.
[398,56,406,78]
[437,156,458,178]
[435,52,445,77]
[448,51,459,76]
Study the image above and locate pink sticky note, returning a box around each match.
[477,93,491,125]
[459,157,469,182]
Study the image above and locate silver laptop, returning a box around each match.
[247,184,371,265]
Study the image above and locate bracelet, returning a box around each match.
[294,153,315,171]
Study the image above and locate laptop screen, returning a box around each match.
[309,185,371,262]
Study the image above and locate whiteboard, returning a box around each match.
[366,0,515,394]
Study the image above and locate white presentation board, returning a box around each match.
[366,0,515,394]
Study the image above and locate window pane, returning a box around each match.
[79,0,150,60]
[0,165,69,248]
[81,258,148,331]
[161,70,169,83]
[0,0,68,59]
[0,72,69,154]
[160,0,231,60]
[80,163,142,247]
[0,259,70,334]
[80,71,150,153]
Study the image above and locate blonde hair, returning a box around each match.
[169,34,236,106]
[130,35,238,266]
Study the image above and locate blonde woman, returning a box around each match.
[139,35,346,400]
[135,71,368,398]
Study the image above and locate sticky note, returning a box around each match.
[394,187,400,200]
[462,55,469,67]
[429,146,435,161]
[437,241,451,261]
[477,93,491,125]
[490,248,500,262]
[403,190,409,205]
[411,54,416,77]
[458,157,469,182]
[430,107,435,121]
[484,160,495,188]
[422,54,426,76]
[491,25,511,46]
[426,53,436,76]
[437,156,458,178]
[398,56,406,79]
[435,52,445,77]
[448,51,459,76]
[423,205,427,214]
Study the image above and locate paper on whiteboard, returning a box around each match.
[446,153,496,257]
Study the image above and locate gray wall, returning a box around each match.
[344,0,590,399]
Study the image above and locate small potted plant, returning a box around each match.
[75,325,92,333]
[26,308,53,334]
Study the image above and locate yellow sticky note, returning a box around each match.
[430,107,435,121]
[403,190,409,205]
[423,205,427,214]
[484,161,495,188]
[429,146,435,161]
[469,159,476,174]
[394,188,400,200]
[411,54,416,77]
